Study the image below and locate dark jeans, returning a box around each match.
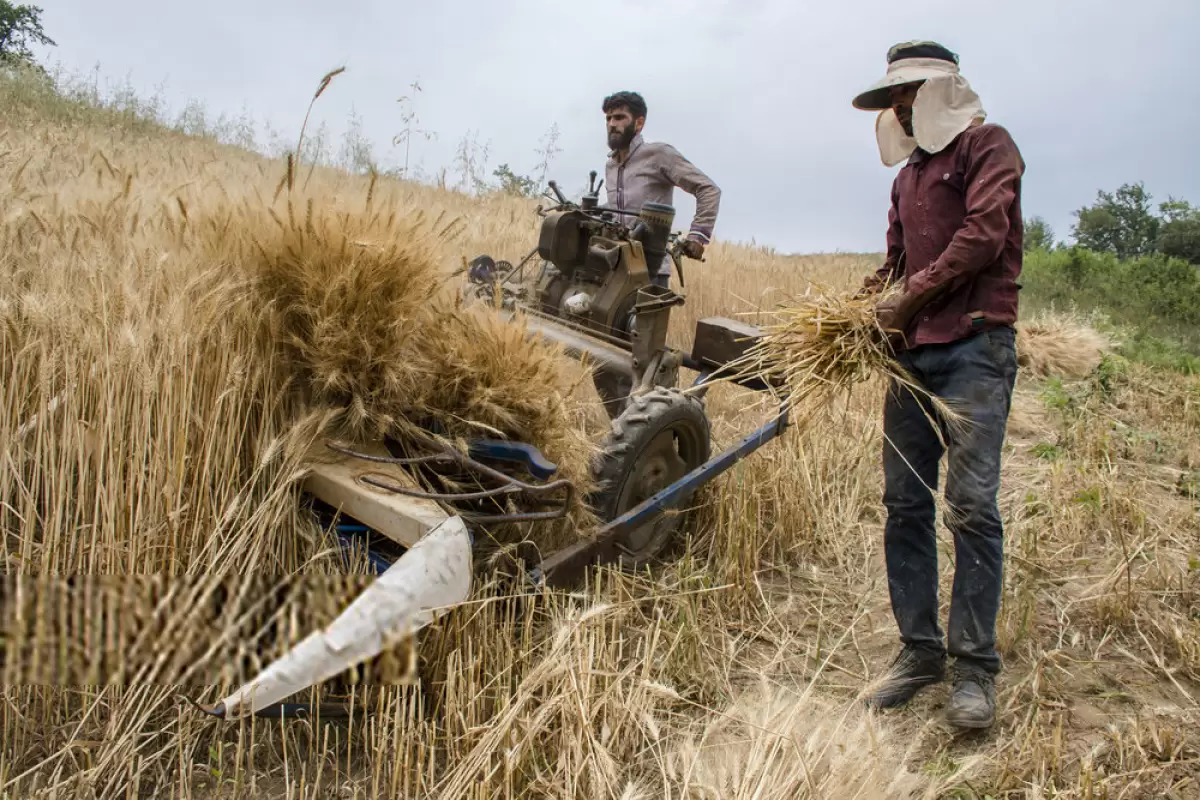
[648,269,669,289]
[882,325,1017,675]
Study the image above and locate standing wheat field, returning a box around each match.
[1,71,1197,799]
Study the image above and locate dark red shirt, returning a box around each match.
[864,123,1026,348]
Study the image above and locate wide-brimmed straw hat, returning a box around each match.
[852,41,985,166]
[852,41,962,111]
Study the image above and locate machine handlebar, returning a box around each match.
[546,180,569,205]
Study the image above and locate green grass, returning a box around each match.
[0,61,169,133]
[1021,246,1200,373]
[1112,329,1200,374]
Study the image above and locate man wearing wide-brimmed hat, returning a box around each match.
[854,41,1025,730]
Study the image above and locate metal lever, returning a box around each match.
[467,439,559,482]
[586,171,604,196]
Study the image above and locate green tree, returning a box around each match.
[492,163,536,197]
[1071,182,1160,259]
[1157,198,1200,265]
[0,3,54,67]
[1024,216,1055,251]
[1159,198,1193,224]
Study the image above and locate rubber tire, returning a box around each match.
[589,387,711,571]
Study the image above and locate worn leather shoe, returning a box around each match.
[945,665,996,729]
[867,645,945,710]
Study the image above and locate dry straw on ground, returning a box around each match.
[656,680,978,799]
[1015,309,1113,380]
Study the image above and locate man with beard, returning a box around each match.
[852,41,1025,730]
[602,91,721,288]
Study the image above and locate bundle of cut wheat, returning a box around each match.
[712,285,957,426]
[1015,311,1113,380]
[204,185,601,549]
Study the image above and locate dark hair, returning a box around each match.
[602,91,647,120]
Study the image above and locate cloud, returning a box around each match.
[35,0,1200,253]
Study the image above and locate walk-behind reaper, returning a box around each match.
[193,173,789,720]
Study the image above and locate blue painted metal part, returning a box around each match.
[467,439,558,481]
[335,525,395,576]
[623,410,787,526]
[536,404,790,586]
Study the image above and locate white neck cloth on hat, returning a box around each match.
[875,58,986,167]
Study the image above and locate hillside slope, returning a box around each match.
[1,71,1197,799]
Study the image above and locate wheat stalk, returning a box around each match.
[707,284,965,437]
[288,66,345,191]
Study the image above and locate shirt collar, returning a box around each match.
[609,133,645,163]
[907,127,971,166]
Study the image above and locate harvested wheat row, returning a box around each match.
[1015,311,1113,379]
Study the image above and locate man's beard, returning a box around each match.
[608,126,635,151]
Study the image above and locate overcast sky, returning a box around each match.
[35,0,1200,254]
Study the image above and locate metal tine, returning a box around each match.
[330,430,577,522]
[326,441,450,466]
[359,474,522,502]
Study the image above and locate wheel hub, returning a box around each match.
[615,425,692,555]
[589,387,711,571]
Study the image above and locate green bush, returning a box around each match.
[1020,247,1200,370]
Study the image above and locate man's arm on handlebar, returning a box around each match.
[657,144,721,259]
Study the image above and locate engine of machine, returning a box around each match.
[533,200,676,339]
